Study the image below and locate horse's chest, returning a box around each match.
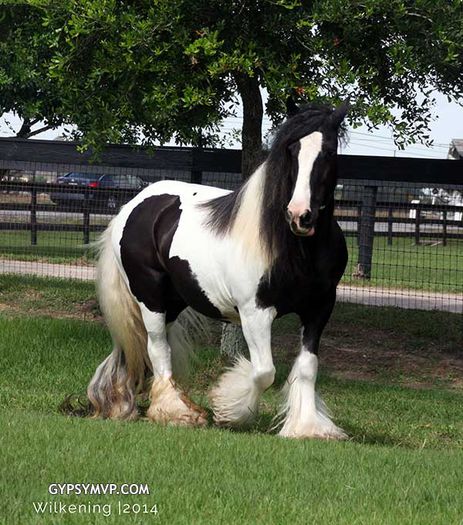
[256,275,312,315]
[255,257,338,317]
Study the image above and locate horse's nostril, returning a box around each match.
[299,210,312,228]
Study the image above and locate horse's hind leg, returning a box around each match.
[139,305,207,427]
[210,305,276,427]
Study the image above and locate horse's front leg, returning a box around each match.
[279,290,347,440]
[210,305,276,427]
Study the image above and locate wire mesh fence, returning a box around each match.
[337,180,462,313]
[0,141,462,313]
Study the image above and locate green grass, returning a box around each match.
[0,274,96,317]
[1,231,462,292]
[342,236,463,293]
[0,231,99,264]
[1,291,463,523]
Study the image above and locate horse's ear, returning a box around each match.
[330,99,350,127]
[286,96,299,117]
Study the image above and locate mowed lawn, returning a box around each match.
[1,230,462,293]
[0,276,462,524]
[342,236,463,293]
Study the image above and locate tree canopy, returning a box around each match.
[2,1,463,173]
[0,4,67,137]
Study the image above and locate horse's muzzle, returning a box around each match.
[290,222,316,236]
[287,209,316,236]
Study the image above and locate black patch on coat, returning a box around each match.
[119,194,223,322]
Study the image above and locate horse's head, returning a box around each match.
[285,101,348,236]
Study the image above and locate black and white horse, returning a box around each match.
[88,102,349,439]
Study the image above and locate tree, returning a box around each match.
[8,0,463,354]
[26,0,463,173]
[0,5,68,138]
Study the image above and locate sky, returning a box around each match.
[1,91,462,159]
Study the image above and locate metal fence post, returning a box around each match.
[357,204,362,246]
[387,206,393,246]
[83,190,90,245]
[443,209,447,246]
[414,204,421,245]
[191,146,203,185]
[354,185,378,279]
[30,185,37,246]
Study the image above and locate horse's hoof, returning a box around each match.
[148,377,208,428]
[147,407,208,427]
[279,426,348,440]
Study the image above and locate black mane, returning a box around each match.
[262,104,336,265]
[202,103,339,269]
[200,189,242,234]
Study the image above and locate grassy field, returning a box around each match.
[0,231,99,264]
[342,236,463,293]
[0,276,462,524]
[1,230,462,293]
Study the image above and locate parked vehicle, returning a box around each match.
[50,173,148,210]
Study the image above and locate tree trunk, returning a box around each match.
[16,118,32,138]
[220,71,264,357]
[234,72,264,179]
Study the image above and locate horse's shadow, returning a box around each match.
[60,394,412,449]
[227,417,411,449]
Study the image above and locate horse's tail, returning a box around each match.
[87,220,148,419]
[87,220,211,420]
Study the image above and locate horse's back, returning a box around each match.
[140,180,230,203]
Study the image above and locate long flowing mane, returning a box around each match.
[202,104,337,267]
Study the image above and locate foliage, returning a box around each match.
[2,1,463,149]
[0,4,67,137]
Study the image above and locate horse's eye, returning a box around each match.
[325,150,336,158]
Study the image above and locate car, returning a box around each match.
[50,173,149,211]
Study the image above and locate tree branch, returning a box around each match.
[15,116,59,139]
[16,118,32,138]
[23,124,56,138]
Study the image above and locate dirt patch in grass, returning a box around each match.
[271,323,463,391]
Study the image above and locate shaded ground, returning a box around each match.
[272,329,463,392]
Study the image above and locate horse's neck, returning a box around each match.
[278,197,336,275]
[231,165,271,265]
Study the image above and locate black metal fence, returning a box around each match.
[1,138,462,313]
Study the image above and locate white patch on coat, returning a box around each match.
[278,350,347,439]
[110,179,270,321]
[210,305,276,426]
[139,306,172,378]
[287,132,323,218]
[168,182,270,320]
